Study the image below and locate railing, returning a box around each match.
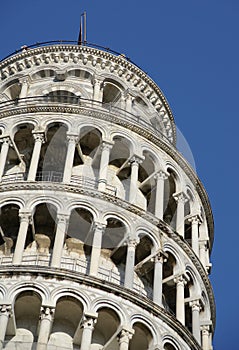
[0,253,150,299]
[36,171,63,182]
[0,95,173,145]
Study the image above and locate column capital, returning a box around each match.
[174,274,189,286]
[154,170,169,181]
[118,327,134,343]
[66,133,79,144]
[18,211,32,223]
[92,76,104,87]
[190,299,202,312]
[199,239,208,249]
[81,314,97,330]
[19,75,30,85]
[200,324,210,335]
[0,136,11,145]
[40,306,55,320]
[129,155,144,165]
[154,250,168,263]
[127,237,139,248]
[173,191,189,204]
[33,131,45,143]
[57,213,69,225]
[93,221,106,233]
[0,304,12,317]
[188,214,202,224]
[101,140,114,151]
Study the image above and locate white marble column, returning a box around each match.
[98,141,113,192]
[174,275,187,325]
[153,252,167,306]
[37,306,55,350]
[51,214,68,268]
[80,315,97,350]
[124,238,138,289]
[129,156,143,203]
[188,215,201,256]
[124,92,134,113]
[190,299,201,344]
[201,325,210,350]
[0,137,11,181]
[0,305,11,349]
[92,78,103,102]
[19,76,30,99]
[118,328,134,350]
[199,240,208,270]
[27,132,45,181]
[89,222,105,276]
[12,212,31,265]
[63,134,78,183]
[154,170,168,220]
[173,192,188,238]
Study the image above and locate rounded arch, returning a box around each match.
[0,197,24,210]
[163,243,184,273]
[162,336,180,350]
[8,282,49,305]
[66,200,98,222]
[10,120,36,137]
[110,130,137,155]
[50,287,91,311]
[130,315,156,350]
[28,195,63,212]
[185,265,201,296]
[77,122,107,141]
[93,298,126,324]
[135,227,159,252]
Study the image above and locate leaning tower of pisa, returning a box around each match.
[0,41,215,350]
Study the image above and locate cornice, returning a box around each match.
[0,45,176,144]
[0,102,214,248]
[0,181,215,329]
[0,265,202,349]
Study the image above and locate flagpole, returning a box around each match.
[84,11,87,44]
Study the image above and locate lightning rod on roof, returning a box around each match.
[78,11,87,45]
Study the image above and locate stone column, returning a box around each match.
[37,307,55,349]
[129,156,143,203]
[154,171,168,220]
[12,212,31,265]
[98,141,113,192]
[188,215,201,256]
[201,325,210,350]
[118,328,134,350]
[173,192,188,238]
[51,214,69,268]
[92,78,103,102]
[124,238,138,289]
[63,134,78,183]
[124,92,134,113]
[0,305,11,348]
[174,275,187,325]
[153,251,167,306]
[80,315,97,350]
[0,137,11,181]
[19,76,30,99]
[190,299,201,344]
[89,222,106,276]
[27,132,45,181]
[199,240,208,269]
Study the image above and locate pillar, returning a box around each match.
[124,91,134,113]
[89,222,105,276]
[174,275,187,325]
[153,251,167,306]
[129,156,143,203]
[37,307,55,350]
[92,78,103,102]
[190,299,201,344]
[0,137,11,182]
[173,192,188,238]
[199,240,208,269]
[51,214,68,268]
[12,212,31,265]
[98,141,113,192]
[154,170,168,220]
[124,238,138,289]
[19,76,30,99]
[201,325,210,350]
[27,132,45,181]
[63,134,78,183]
[118,328,134,350]
[189,215,201,256]
[80,315,97,350]
[0,305,11,349]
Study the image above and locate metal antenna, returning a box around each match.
[78,11,87,45]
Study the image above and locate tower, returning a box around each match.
[0,41,215,349]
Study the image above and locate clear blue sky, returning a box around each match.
[1,1,238,348]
